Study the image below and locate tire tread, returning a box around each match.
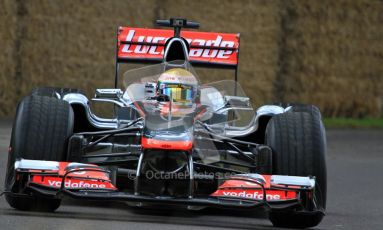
[4,95,73,212]
[266,109,327,228]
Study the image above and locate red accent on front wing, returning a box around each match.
[141,137,192,151]
[220,175,271,188]
[31,176,117,190]
[211,189,297,201]
[24,162,110,181]
[26,161,116,190]
[57,162,110,180]
[211,175,298,201]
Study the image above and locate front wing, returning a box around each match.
[10,159,317,211]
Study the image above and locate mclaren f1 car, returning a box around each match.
[3,18,327,228]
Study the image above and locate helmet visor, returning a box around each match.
[160,83,194,102]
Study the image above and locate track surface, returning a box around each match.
[0,120,382,230]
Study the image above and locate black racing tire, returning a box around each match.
[290,104,322,120]
[31,87,85,98]
[4,95,74,211]
[273,102,322,120]
[265,111,327,228]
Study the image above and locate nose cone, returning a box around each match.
[142,114,194,151]
[141,137,192,151]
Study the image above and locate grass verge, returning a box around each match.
[323,118,383,129]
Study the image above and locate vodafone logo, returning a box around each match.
[120,30,235,59]
[222,191,281,200]
[48,179,106,189]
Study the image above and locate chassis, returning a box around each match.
[3,18,327,229]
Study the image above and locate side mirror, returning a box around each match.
[95,89,123,99]
[224,96,250,107]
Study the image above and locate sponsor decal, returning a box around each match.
[47,179,106,189]
[117,28,239,65]
[211,175,297,201]
[223,191,280,200]
[32,176,116,190]
[212,189,297,201]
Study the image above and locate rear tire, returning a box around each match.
[4,95,74,211]
[265,110,327,228]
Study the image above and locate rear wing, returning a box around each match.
[117,27,240,67]
[115,27,240,86]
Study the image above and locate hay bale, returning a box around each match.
[0,0,382,118]
[0,0,17,117]
[276,0,383,117]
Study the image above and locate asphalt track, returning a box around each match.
[0,119,382,230]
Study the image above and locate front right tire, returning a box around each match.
[265,107,327,228]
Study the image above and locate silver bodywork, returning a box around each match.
[63,90,289,137]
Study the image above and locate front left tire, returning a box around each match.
[4,95,74,211]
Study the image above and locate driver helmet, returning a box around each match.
[157,68,198,103]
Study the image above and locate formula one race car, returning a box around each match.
[3,18,327,228]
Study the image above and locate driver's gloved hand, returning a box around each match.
[156,94,170,102]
